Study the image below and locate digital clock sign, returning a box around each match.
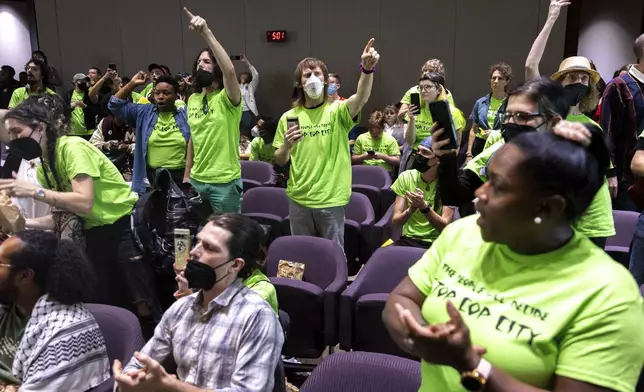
[266,30,287,42]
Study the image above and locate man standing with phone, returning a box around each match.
[273,39,379,251]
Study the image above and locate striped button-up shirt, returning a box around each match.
[123,279,284,392]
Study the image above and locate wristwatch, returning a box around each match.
[420,204,431,214]
[460,358,492,391]
[33,188,46,200]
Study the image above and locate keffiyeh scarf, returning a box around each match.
[12,295,109,391]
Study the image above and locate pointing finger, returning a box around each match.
[364,38,375,53]
[183,7,195,20]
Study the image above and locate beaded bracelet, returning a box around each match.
[359,64,376,74]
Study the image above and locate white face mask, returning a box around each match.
[303,75,324,99]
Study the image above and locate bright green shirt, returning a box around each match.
[244,269,278,313]
[273,101,358,208]
[37,136,137,229]
[353,132,400,171]
[147,112,186,169]
[403,100,466,150]
[484,96,504,135]
[409,216,644,392]
[8,86,56,108]
[70,90,88,135]
[467,137,615,238]
[249,137,275,164]
[140,83,154,99]
[390,170,445,243]
[187,90,242,184]
[0,305,27,385]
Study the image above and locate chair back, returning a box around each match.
[300,352,420,392]
[267,236,346,289]
[352,166,392,189]
[241,160,274,184]
[242,187,290,217]
[607,210,639,248]
[353,246,425,295]
[85,304,145,364]
[346,192,375,224]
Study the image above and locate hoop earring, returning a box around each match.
[534,217,542,225]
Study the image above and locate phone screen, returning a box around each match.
[286,117,299,129]
[367,150,375,155]
[429,100,459,150]
[108,63,117,71]
[410,93,421,113]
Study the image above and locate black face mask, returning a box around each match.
[411,154,431,173]
[77,83,88,91]
[563,83,589,107]
[195,70,215,89]
[501,122,539,143]
[184,259,233,291]
[0,275,17,307]
[260,131,275,145]
[8,135,42,161]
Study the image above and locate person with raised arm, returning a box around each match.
[182,8,244,214]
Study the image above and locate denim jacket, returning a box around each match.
[108,96,190,194]
[468,94,507,131]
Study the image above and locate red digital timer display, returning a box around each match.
[266,30,287,42]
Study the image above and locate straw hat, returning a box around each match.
[551,56,601,86]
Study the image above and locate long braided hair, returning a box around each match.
[4,94,69,191]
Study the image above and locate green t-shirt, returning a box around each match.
[402,99,466,150]
[70,90,89,136]
[37,136,138,229]
[484,130,503,150]
[8,86,56,109]
[483,96,504,135]
[147,112,186,169]
[466,139,615,238]
[0,305,27,385]
[244,269,278,313]
[353,132,400,171]
[409,216,644,392]
[273,101,358,208]
[140,83,154,99]
[187,90,242,184]
[390,170,446,243]
[249,138,275,164]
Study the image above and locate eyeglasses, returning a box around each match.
[418,85,435,92]
[0,264,13,269]
[202,95,208,115]
[499,111,544,125]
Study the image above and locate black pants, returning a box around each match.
[614,179,638,212]
[84,215,161,337]
[472,137,486,157]
[393,236,432,249]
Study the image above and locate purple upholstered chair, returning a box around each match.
[86,304,146,392]
[339,246,425,357]
[266,236,348,359]
[345,192,376,275]
[242,187,290,244]
[300,352,421,392]
[241,160,275,192]
[352,165,394,220]
[605,210,639,268]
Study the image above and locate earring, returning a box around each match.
[534,217,542,225]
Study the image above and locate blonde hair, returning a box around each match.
[292,57,329,108]
[421,59,445,79]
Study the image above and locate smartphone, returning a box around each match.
[286,117,299,129]
[429,100,459,150]
[367,150,375,155]
[230,55,242,61]
[410,93,421,114]
[174,228,191,270]
[108,63,117,71]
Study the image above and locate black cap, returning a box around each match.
[148,63,163,73]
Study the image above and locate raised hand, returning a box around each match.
[129,71,148,87]
[361,38,380,71]
[184,7,208,34]
[548,0,571,20]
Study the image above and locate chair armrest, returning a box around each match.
[339,278,366,350]
[243,212,282,222]
[323,255,348,347]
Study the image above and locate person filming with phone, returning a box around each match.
[404,73,465,171]
[273,39,380,252]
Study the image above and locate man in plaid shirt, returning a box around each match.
[113,214,284,392]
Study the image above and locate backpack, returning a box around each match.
[132,168,211,276]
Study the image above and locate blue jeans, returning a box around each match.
[629,211,644,285]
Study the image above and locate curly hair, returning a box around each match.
[5,94,69,191]
[421,59,446,80]
[12,230,96,304]
[368,110,385,128]
[489,62,513,81]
